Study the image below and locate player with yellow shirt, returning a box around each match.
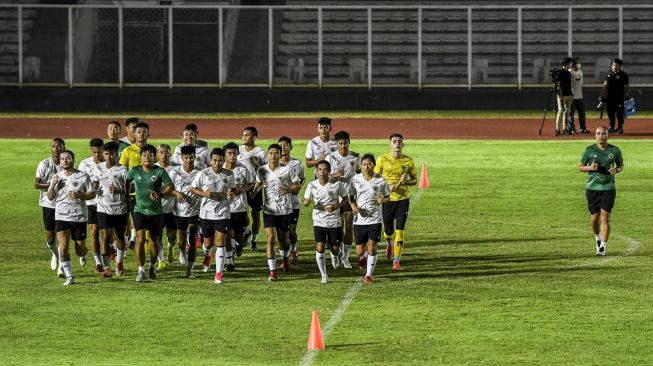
[373,133,417,271]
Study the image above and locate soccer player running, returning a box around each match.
[223,142,255,268]
[578,126,624,256]
[374,133,417,271]
[35,138,65,275]
[252,144,301,281]
[47,150,94,285]
[171,123,211,170]
[349,154,390,284]
[106,121,126,162]
[77,138,105,274]
[169,146,202,278]
[305,117,337,171]
[278,136,306,265]
[304,160,350,283]
[325,131,360,269]
[239,126,266,250]
[125,144,174,282]
[155,144,178,270]
[92,142,129,277]
[190,148,236,284]
[118,117,139,157]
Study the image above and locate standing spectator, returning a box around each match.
[555,57,573,136]
[600,58,629,134]
[569,58,589,134]
[578,126,623,256]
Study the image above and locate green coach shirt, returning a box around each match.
[126,165,173,216]
[580,143,623,191]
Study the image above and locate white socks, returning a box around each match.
[215,247,226,274]
[61,261,73,278]
[267,258,276,271]
[316,252,327,277]
[366,254,377,277]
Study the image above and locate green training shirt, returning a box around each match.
[126,165,173,216]
[580,143,623,191]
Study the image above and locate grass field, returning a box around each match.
[1,137,652,365]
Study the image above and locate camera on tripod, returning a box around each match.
[549,68,560,83]
[596,99,605,111]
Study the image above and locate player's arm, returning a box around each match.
[302,186,312,207]
[306,156,325,168]
[46,174,61,201]
[34,177,50,190]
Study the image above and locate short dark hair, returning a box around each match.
[334,131,350,142]
[318,117,332,126]
[278,136,292,145]
[89,138,104,148]
[210,147,225,158]
[317,160,331,171]
[140,144,156,156]
[125,117,140,127]
[135,122,149,131]
[244,126,258,137]
[158,143,171,151]
[180,145,196,156]
[361,153,376,165]
[223,142,239,152]
[102,141,118,152]
[572,57,581,67]
[107,120,121,129]
[184,123,198,133]
[61,149,75,160]
[267,143,282,153]
[52,137,65,147]
[389,133,403,140]
[561,57,573,66]
[613,58,623,65]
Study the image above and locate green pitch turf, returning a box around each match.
[1,138,652,365]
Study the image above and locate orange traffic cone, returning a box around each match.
[307,310,325,350]
[418,164,430,189]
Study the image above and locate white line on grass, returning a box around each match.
[299,189,424,366]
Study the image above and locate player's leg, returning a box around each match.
[263,214,277,281]
[98,213,113,277]
[213,221,230,284]
[147,215,163,280]
[606,103,617,132]
[364,224,382,284]
[200,219,215,273]
[43,207,59,270]
[133,213,148,282]
[328,227,343,269]
[586,189,603,255]
[113,213,128,276]
[382,201,396,259]
[340,207,354,268]
[289,209,300,265]
[354,224,368,271]
[165,213,178,263]
[276,216,291,273]
[88,206,102,273]
[56,224,74,285]
[392,199,410,270]
[315,238,328,284]
[616,103,625,133]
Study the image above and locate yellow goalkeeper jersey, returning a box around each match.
[374,152,417,201]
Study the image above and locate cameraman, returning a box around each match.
[555,57,573,136]
[599,58,629,134]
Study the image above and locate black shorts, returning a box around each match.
[200,218,231,238]
[263,213,291,232]
[162,212,177,231]
[313,226,342,246]
[382,199,410,235]
[42,207,55,231]
[175,215,199,231]
[340,200,353,214]
[586,189,616,214]
[229,212,247,234]
[128,196,136,213]
[97,212,128,233]
[354,223,382,245]
[87,205,98,225]
[55,220,87,241]
[133,212,163,237]
[290,208,301,226]
[247,190,263,211]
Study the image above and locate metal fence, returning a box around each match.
[1,3,652,89]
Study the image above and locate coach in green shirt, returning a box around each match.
[126,144,173,282]
[578,126,623,257]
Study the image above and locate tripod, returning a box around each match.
[538,84,558,135]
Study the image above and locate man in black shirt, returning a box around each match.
[555,57,573,136]
[600,58,629,134]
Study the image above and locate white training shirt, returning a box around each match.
[77,156,102,206]
[92,162,129,216]
[350,173,391,225]
[225,162,253,213]
[282,157,306,209]
[256,164,299,215]
[168,166,201,217]
[50,170,93,222]
[155,163,176,214]
[36,157,62,208]
[305,136,337,162]
[325,150,360,193]
[304,179,349,228]
[238,145,266,176]
[171,139,211,170]
[570,68,584,100]
[192,167,235,220]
